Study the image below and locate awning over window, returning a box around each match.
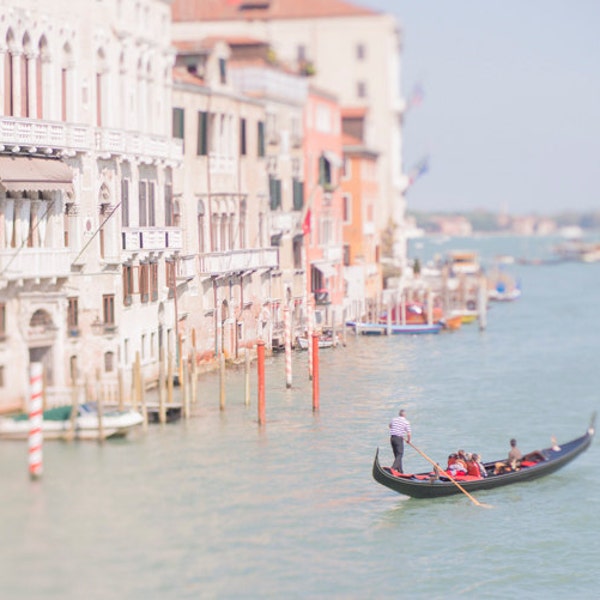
[0,155,74,194]
[313,262,337,278]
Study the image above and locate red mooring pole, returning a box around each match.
[311,332,320,411]
[257,340,266,425]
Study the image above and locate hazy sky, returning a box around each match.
[355,0,600,215]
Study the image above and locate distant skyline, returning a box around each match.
[355,0,600,215]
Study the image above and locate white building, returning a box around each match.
[172,38,282,362]
[171,0,409,272]
[0,0,181,411]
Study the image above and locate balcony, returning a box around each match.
[198,248,279,276]
[122,227,183,252]
[0,248,72,281]
[0,117,89,154]
[0,116,183,163]
[96,128,183,163]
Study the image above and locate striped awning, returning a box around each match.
[0,155,74,193]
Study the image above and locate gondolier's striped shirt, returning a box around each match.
[389,416,411,438]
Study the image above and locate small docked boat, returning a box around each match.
[488,286,522,302]
[296,332,339,350]
[0,403,144,441]
[372,415,595,499]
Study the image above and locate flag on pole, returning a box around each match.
[302,209,311,236]
[408,83,425,108]
[408,156,429,186]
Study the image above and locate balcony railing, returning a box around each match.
[0,116,183,163]
[198,248,279,275]
[122,227,183,252]
[0,248,72,281]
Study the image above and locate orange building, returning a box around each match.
[340,108,382,320]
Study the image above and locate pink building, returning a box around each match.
[303,86,344,327]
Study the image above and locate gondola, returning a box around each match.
[372,414,595,499]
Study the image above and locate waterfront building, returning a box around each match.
[228,38,308,350]
[303,86,344,330]
[171,0,409,274]
[172,37,279,363]
[340,108,382,321]
[0,0,181,411]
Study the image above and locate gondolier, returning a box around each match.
[389,409,411,473]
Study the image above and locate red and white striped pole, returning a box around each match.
[307,297,314,380]
[284,305,292,389]
[28,362,44,479]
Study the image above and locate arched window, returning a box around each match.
[4,29,15,116]
[96,48,107,127]
[104,351,114,373]
[61,42,73,121]
[21,32,32,117]
[37,36,49,119]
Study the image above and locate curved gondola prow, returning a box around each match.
[589,412,597,436]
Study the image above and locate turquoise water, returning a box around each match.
[2,235,599,599]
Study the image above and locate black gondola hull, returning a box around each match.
[373,423,594,499]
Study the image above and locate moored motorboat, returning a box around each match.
[372,415,595,499]
[0,403,144,441]
[349,321,443,335]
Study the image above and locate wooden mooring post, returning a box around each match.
[257,340,266,425]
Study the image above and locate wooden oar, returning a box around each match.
[406,440,493,509]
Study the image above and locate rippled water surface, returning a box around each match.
[2,235,599,599]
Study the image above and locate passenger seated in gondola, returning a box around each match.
[472,453,488,478]
[465,453,483,478]
[446,453,467,477]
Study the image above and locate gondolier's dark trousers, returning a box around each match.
[391,435,405,472]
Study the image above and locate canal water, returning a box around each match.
[2,235,599,599]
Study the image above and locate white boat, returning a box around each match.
[296,333,338,350]
[0,403,144,441]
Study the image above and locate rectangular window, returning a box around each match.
[269,176,282,210]
[0,302,6,339]
[293,235,303,270]
[150,262,159,302]
[342,193,352,223]
[123,266,133,306]
[356,43,366,60]
[197,111,208,155]
[0,365,4,387]
[239,118,247,156]
[319,156,332,188]
[103,294,115,325]
[257,121,265,157]
[121,178,130,227]
[197,214,205,254]
[148,182,156,226]
[139,263,149,303]
[164,178,173,227]
[292,178,304,211]
[166,260,176,299]
[139,181,147,227]
[343,244,351,266]
[219,58,227,84]
[357,81,367,98]
[67,297,79,334]
[172,107,184,139]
